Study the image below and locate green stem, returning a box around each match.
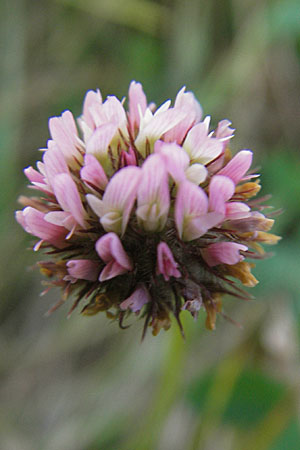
[122,317,187,450]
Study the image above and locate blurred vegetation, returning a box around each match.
[1,0,300,449]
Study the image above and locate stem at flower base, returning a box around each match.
[122,316,188,450]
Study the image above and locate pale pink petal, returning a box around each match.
[99,260,128,281]
[154,141,189,184]
[206,151,226,174]
[120,284,150,313]
[183,121,209,155]
[135,108,187,155]
[52,173,87,228]
[46,138,69,157]
[101,166,142,235]
[82,89,102,129]
[175,181,207,239]
[43,143,69,188]
[225,202,251,220]
[86,194,104,218]
[27,182,53,195]
[153,139,164,153]
[61,110,77,136]
[154,100,171,114]
[21,207,67,247]
[96,232,133,281]
[203,115,212,129]
[175,181,223,241]
[96,233,132,268]
[136,154,170,231]
[80,154,108,191]
[23,166,53,195]
[174,87,202,122]
[128,81,147,131]
[66,259,100,282]
[215,119,235,147]
[137,154,168,204]
[199,139,223,164]
[86,123,118,161]
[156,242,181,281]
[49,110,81,163]
[164,86,202,143]
[24,166,44,184]
[183,212,224,242]
[183,120,223,164]
[88,96,128,143]
[15,210,30,232]
[209,175,235,215]
[202,242,248,267]
[218,150,253,184]
[36,160,46,177]
[102,96,127,128]
[44,211,77,236]
[44,211,72,227]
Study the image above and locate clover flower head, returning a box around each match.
[16,81,280,336]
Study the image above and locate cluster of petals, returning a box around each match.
[15,80,276,332]
[19,82,252,264]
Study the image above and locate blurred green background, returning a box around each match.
[1,0,300,449]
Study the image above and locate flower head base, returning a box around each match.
[16,81,280,337]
